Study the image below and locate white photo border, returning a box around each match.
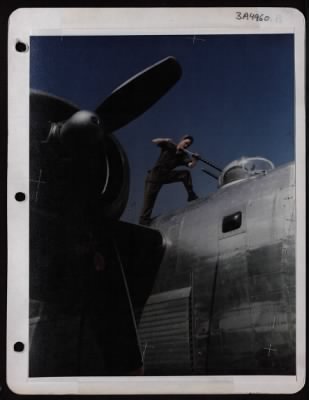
[7,7,306,395]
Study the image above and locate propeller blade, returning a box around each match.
[30,90,80,127]
[30,89,80,148]
[30,90,80,158]
[30,90,81,202]
[96,56,182,134]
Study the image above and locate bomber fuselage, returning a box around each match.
[138,162,296,375]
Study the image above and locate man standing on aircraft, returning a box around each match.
[139,135,199,225]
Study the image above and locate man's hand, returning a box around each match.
[188,156,198,168]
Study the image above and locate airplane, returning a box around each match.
[29,56,296,377]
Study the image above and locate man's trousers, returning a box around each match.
[139,169,193,225]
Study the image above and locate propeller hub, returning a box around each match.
[59,110,104,153]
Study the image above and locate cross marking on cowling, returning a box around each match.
[264,343,277,357]
[33,169,44,202]
[187,35,207,45]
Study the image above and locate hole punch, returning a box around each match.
[14,342,24,352]
[15,192,26,202]
[15,41,28,53]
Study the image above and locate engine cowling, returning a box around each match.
[101,134,130,220]
[30,104,129,220]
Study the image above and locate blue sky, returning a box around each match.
[30,34,294,223]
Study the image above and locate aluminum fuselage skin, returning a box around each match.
[139,162,296,375]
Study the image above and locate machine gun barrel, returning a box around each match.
[201,168,220,180]
[183,149,222,172]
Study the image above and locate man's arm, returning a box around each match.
[152,138,172,145]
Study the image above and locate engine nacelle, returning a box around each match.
[31,109,129,220]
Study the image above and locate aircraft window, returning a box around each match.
[244,159,274,175]
[222,211,242,233]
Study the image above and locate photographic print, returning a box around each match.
[7,8,305,395]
